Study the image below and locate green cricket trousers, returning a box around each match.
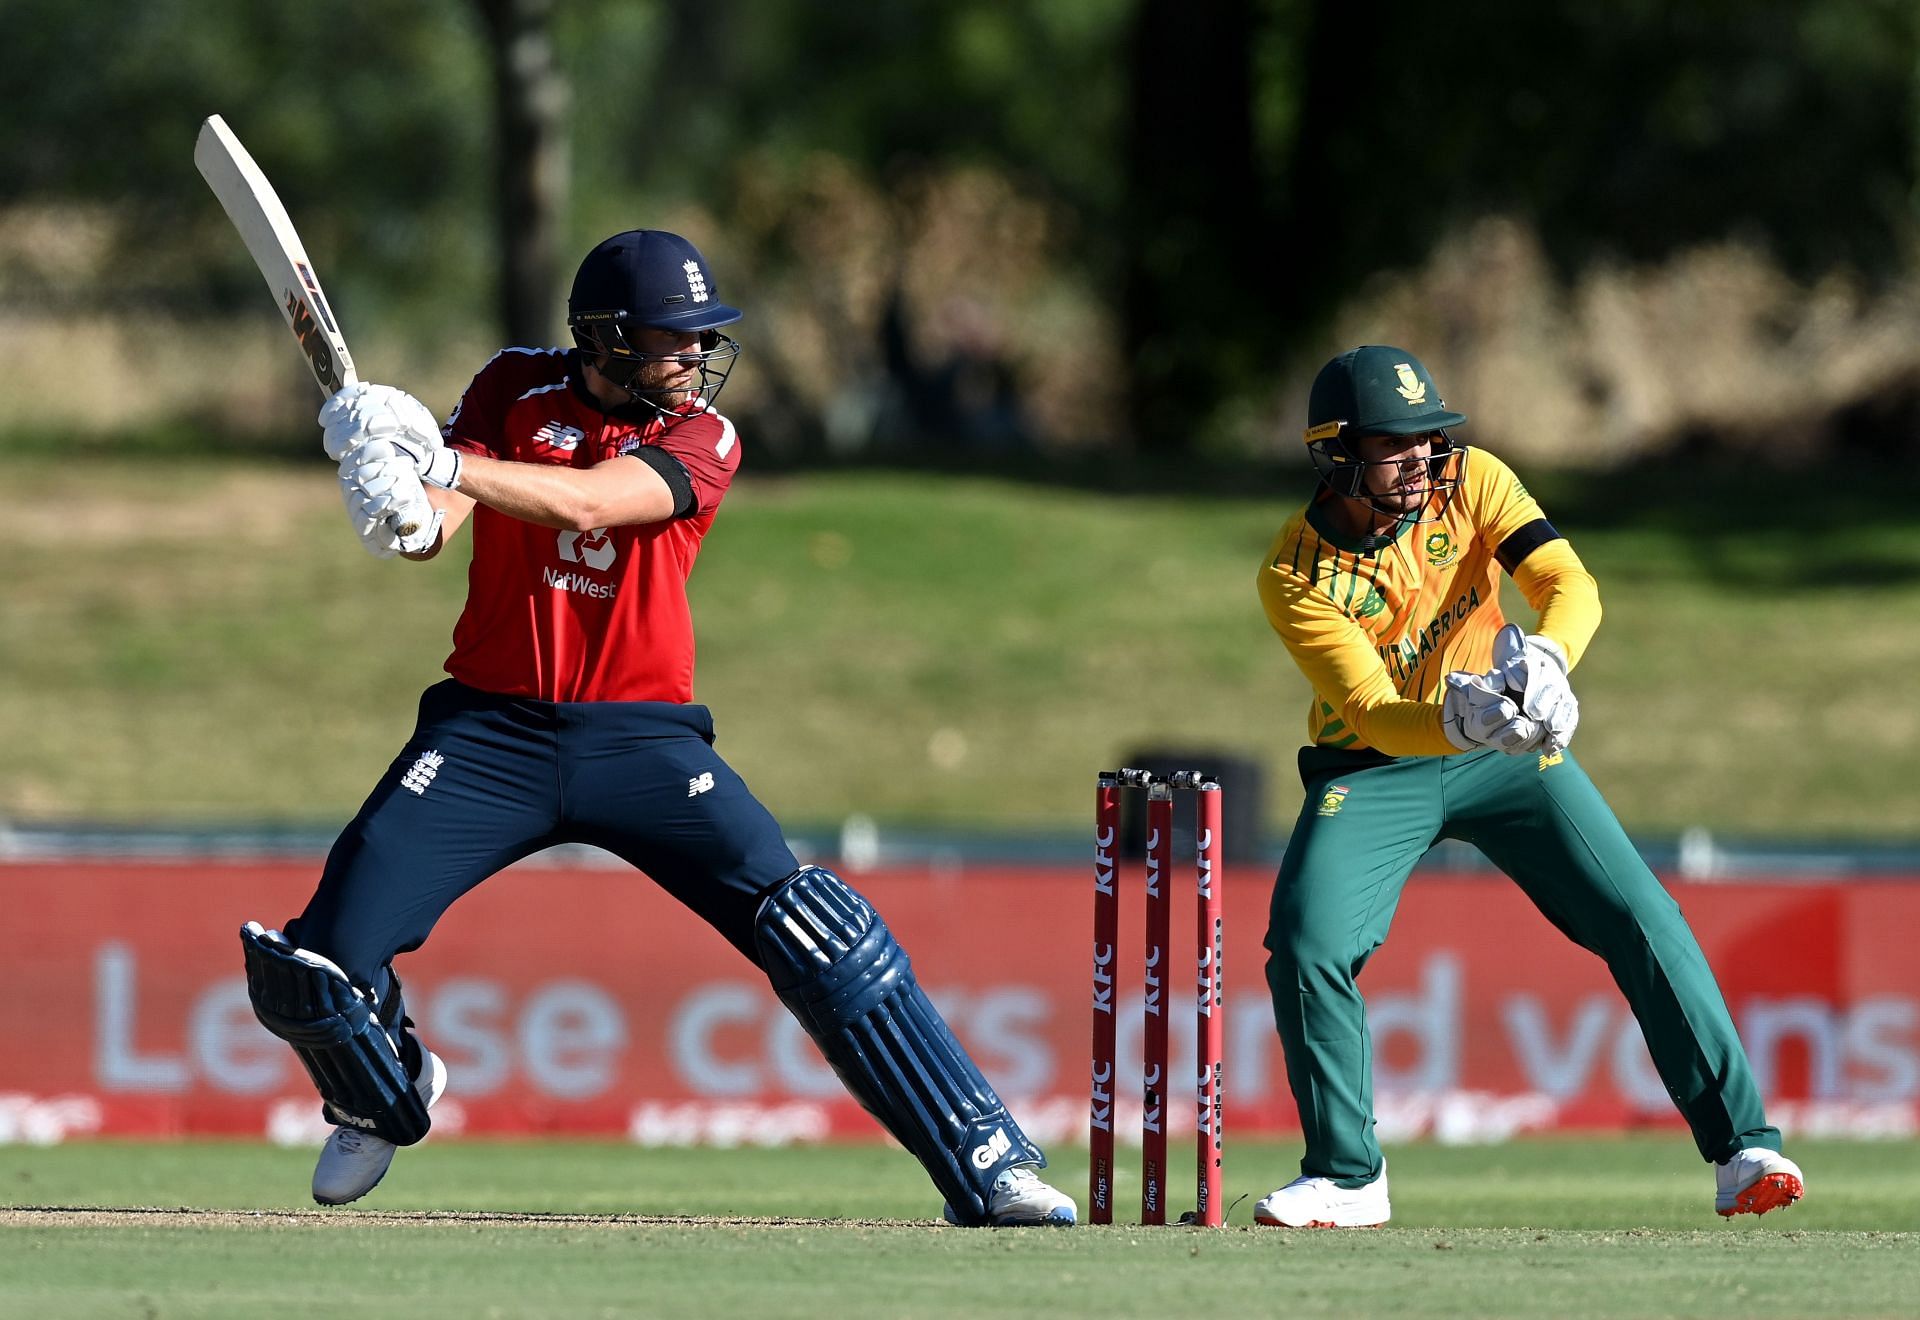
[1264,744,1780,1186]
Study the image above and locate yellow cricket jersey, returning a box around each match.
[1257,446,1602,757]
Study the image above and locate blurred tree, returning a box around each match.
[1119,0,1262,453]
[553,0,1136,457]
[4,0,1917,455]
[473,0,569,347]
[1269,0,1920,316]
[0,0,489,326]
[1127,0,1920,451]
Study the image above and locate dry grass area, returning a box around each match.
[0,465,333,546]
[0,460,1915,842]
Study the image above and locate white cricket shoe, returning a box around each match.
[943,1165,1078,1226]
[1715,1147,1805,1217]
[311,1050,447,1206]
[1255,1163,1390,1228]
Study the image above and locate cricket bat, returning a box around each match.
[194,114,424,538]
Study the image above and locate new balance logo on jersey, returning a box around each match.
[400,750,444,796]
[970,1126,1013,1170]
[532,420,584,452]
[683,259,710,302]
[687,772,715,797]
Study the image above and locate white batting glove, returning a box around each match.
[347,433,464,491]
[1442,669,1542,753]
[1490,624,1579,754]
[338,459,441,557]
[319,382,447,467]
[339,469,400,558]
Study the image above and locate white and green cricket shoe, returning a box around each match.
[943,1165,1078,1226]
[1254,1163,1390,1228]
[311,1050,448,1206]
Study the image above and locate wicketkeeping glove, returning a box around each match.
[1442,669,1542,753]
[1490,624,1579,754]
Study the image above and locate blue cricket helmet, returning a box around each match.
[568,229,743,334]
[567,230,742,418]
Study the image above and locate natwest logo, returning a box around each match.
[557,527,616,572]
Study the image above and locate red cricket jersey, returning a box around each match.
[439,347,740,703]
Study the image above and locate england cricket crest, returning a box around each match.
[683,259,710,303]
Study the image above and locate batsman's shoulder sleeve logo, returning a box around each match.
[1354,586,1387,619]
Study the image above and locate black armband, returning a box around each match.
[631,445,698,519]
[1496,518,1563,574]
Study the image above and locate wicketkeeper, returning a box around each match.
[238,229,1075,1226]
[1251,345,1804,1227]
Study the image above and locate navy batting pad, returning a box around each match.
[240,922,431,1146]
[753,868,1042,1224]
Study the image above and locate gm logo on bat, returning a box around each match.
[284,290,344,393]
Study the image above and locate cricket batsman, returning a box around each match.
[235,229,1075,1226]
[1251,345,1805,1227]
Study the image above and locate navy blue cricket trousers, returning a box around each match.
[286,679,801,1021]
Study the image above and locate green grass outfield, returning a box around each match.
[2,458,1918,840]
[4,1138,1917,1317]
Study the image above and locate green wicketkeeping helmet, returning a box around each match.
[1302,345,1467,519]
[1305,345,1467,441]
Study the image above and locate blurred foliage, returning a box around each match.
[1277,1,1920,305]
[1,0,490,314]
[1,0,1916,459]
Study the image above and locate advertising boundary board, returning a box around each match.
[3,861,1916,1145]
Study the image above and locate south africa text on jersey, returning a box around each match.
[1378,585,1481,680]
